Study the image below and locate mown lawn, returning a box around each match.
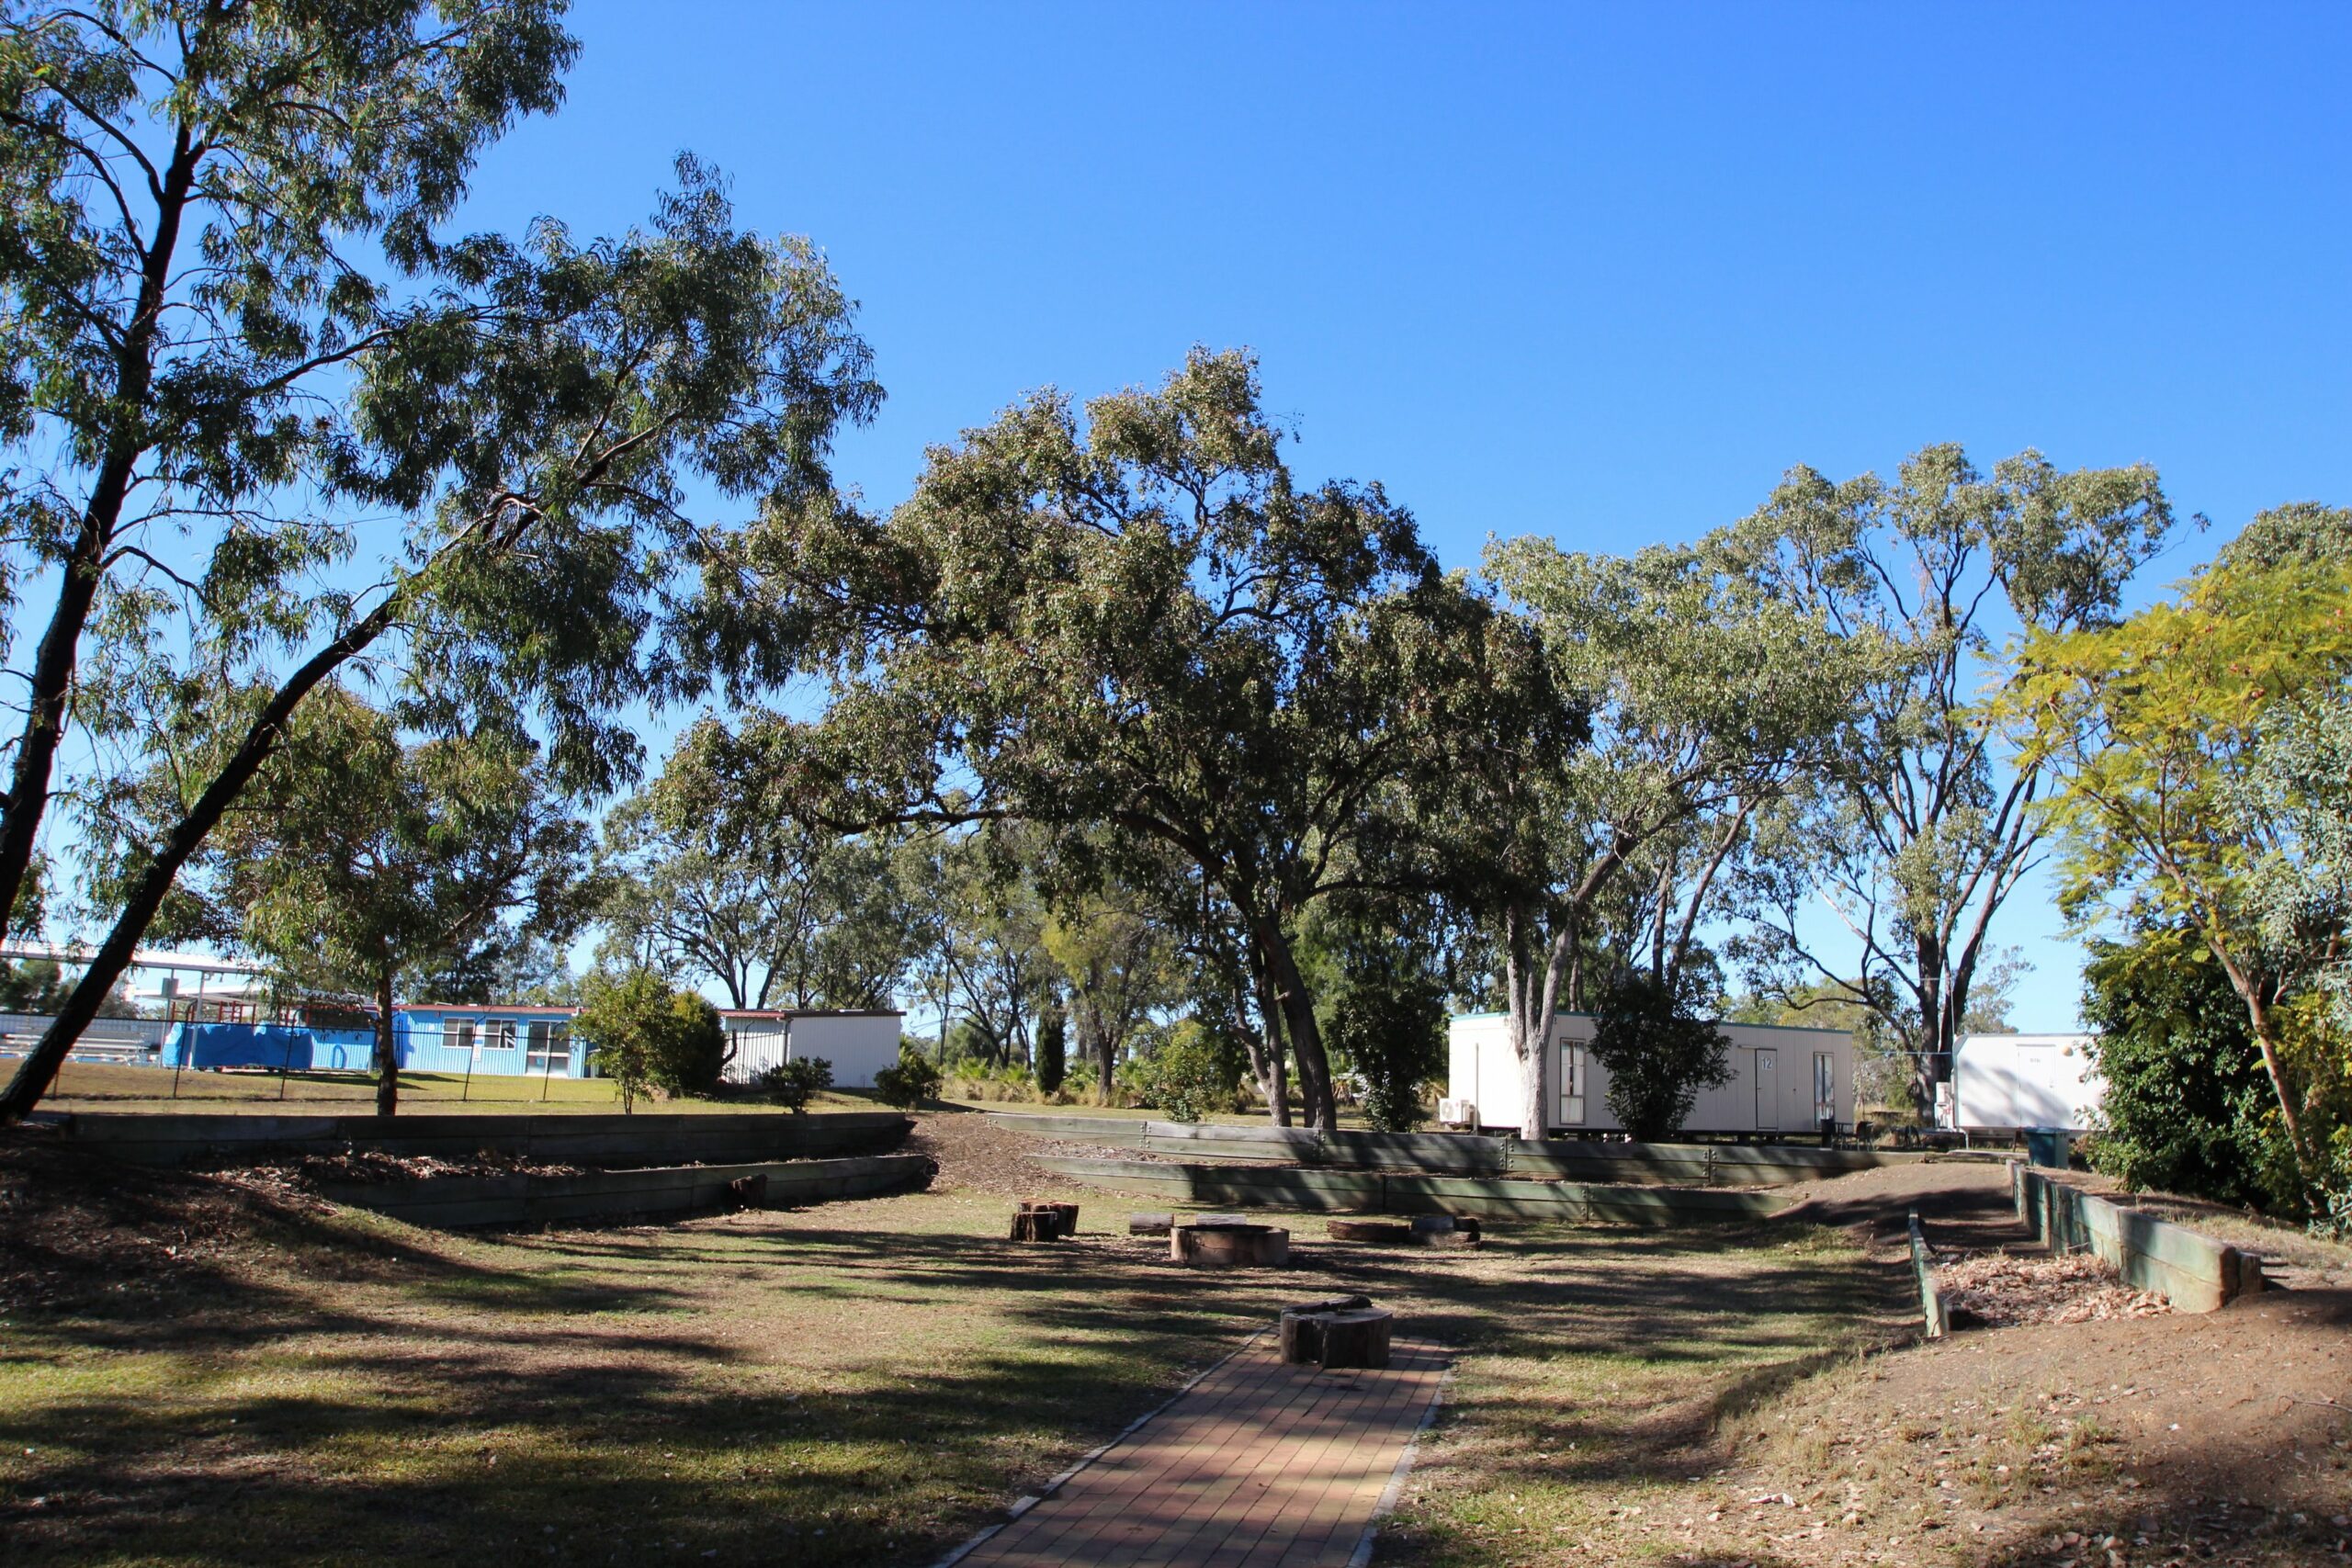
[38,1061,890,1115]
[0,1161,1894,1568]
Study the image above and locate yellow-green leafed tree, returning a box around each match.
[2006,513,2352,1191]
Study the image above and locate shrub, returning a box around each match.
[1586,968,1733,1142]
[1324,973,1444,1134]
[1133,1021,1234,1123]
[873,1044,944,1109]
[1034,1003,1068,1095]
[2079,928,2289,1212]
[651,990,728,1098]
[757,1055,834,1112]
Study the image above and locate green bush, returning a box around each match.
[1324,973,1443,1134]
[651,990,728,1098]
[2080,930,2289,1212]
[758,1055,834,1112]
[1586,968,1733,1142]
[1133,1021,1234,1123]
[874,1044,944,1109]
[1034,1003,1068,1095]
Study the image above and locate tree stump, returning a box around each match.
[1314,1309,1394,1370]
[1328,1218,1410,1244]
[1010,1201,1080,1241]
[1279,1294,1373,1361]
[1128,1213,1173,1235]
[727,1174,769,1211]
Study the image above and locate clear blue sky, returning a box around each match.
[459,1,2351,1029]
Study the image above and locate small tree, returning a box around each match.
[651,992,729,1099]
[1034,1002,1069,1095]
[576,969,678,1114]
[1586,969,1734,1142]
[1324,973,1445,1134]
[1135,1021,1238,1124]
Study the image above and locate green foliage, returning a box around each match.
[1326,976,1444,1133]
[757,1056,834,1113]
[1133,1021,1238,1124]
[576,968,722,1111]
[1034,1003,1068,1095]
[872,1045,943,1110]
[722,348,1522,1130]
[651,991,729,1099]
[1587,968,1734,1141]
[2079,930,2287,1211]
[576,969,672,1114]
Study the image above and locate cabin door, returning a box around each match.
[1755,1048,1780,1131]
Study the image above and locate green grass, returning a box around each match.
[40,1061,891,1115]
[0,1172,1892,1568]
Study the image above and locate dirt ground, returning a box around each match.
[7,1114,2347,1568]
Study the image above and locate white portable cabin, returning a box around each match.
[1950,1032,2102,1133]
[1446,1011,1855,1136]
[718,1010,903,1089]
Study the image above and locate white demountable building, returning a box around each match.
[1443,1011,1856,1137]
[1947,1032,2102,1133]
[716,1010,903,1089]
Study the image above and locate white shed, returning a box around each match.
[1446,1011,1855,1137]
[718,1010,903,1089]
[1950,1032,2102,1133]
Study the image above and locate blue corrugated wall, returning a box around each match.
[162,1010,585,1077]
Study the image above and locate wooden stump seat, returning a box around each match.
[1278,1294,1394,1370]
[1010,1201,1080,1241]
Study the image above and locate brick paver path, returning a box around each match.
[951,1336,1450,1568]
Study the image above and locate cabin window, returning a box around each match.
[483,1020,517,1053]
[1556,1039,1588,1125]
[449,1021,477,1057]
[1813,1052,1836,1123]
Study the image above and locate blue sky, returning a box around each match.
[454,1,2350,1028]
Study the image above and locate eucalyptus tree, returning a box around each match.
[1443,536,1850,1138]
[0,6,881,1122]
[179,683,592,1114]
[1723,446,2177,1113]
[715,350,1510,1129]
[602,725,923,1011]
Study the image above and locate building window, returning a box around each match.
[526,1021,569,1075]
[483,1020,517,1053]
[450,1021,477,1057]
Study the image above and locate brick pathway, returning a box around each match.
[947,1336,1450,1568]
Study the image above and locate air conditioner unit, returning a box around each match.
[1438,1098,1476,1128]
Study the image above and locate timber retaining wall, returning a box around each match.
[990,1112,1909,1188]
[322,1152,933,1229]
[2010,1162,2266,1313]
[43,1110,912,1168]
[1031,1155,1790,1224]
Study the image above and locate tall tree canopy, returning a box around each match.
[710,349,1518,1128]
[1723,445,2178,1114]
[0,3,881,1121]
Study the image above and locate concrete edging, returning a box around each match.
[2010,1161,2266,1313]
[1907,1209,1945,1337]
